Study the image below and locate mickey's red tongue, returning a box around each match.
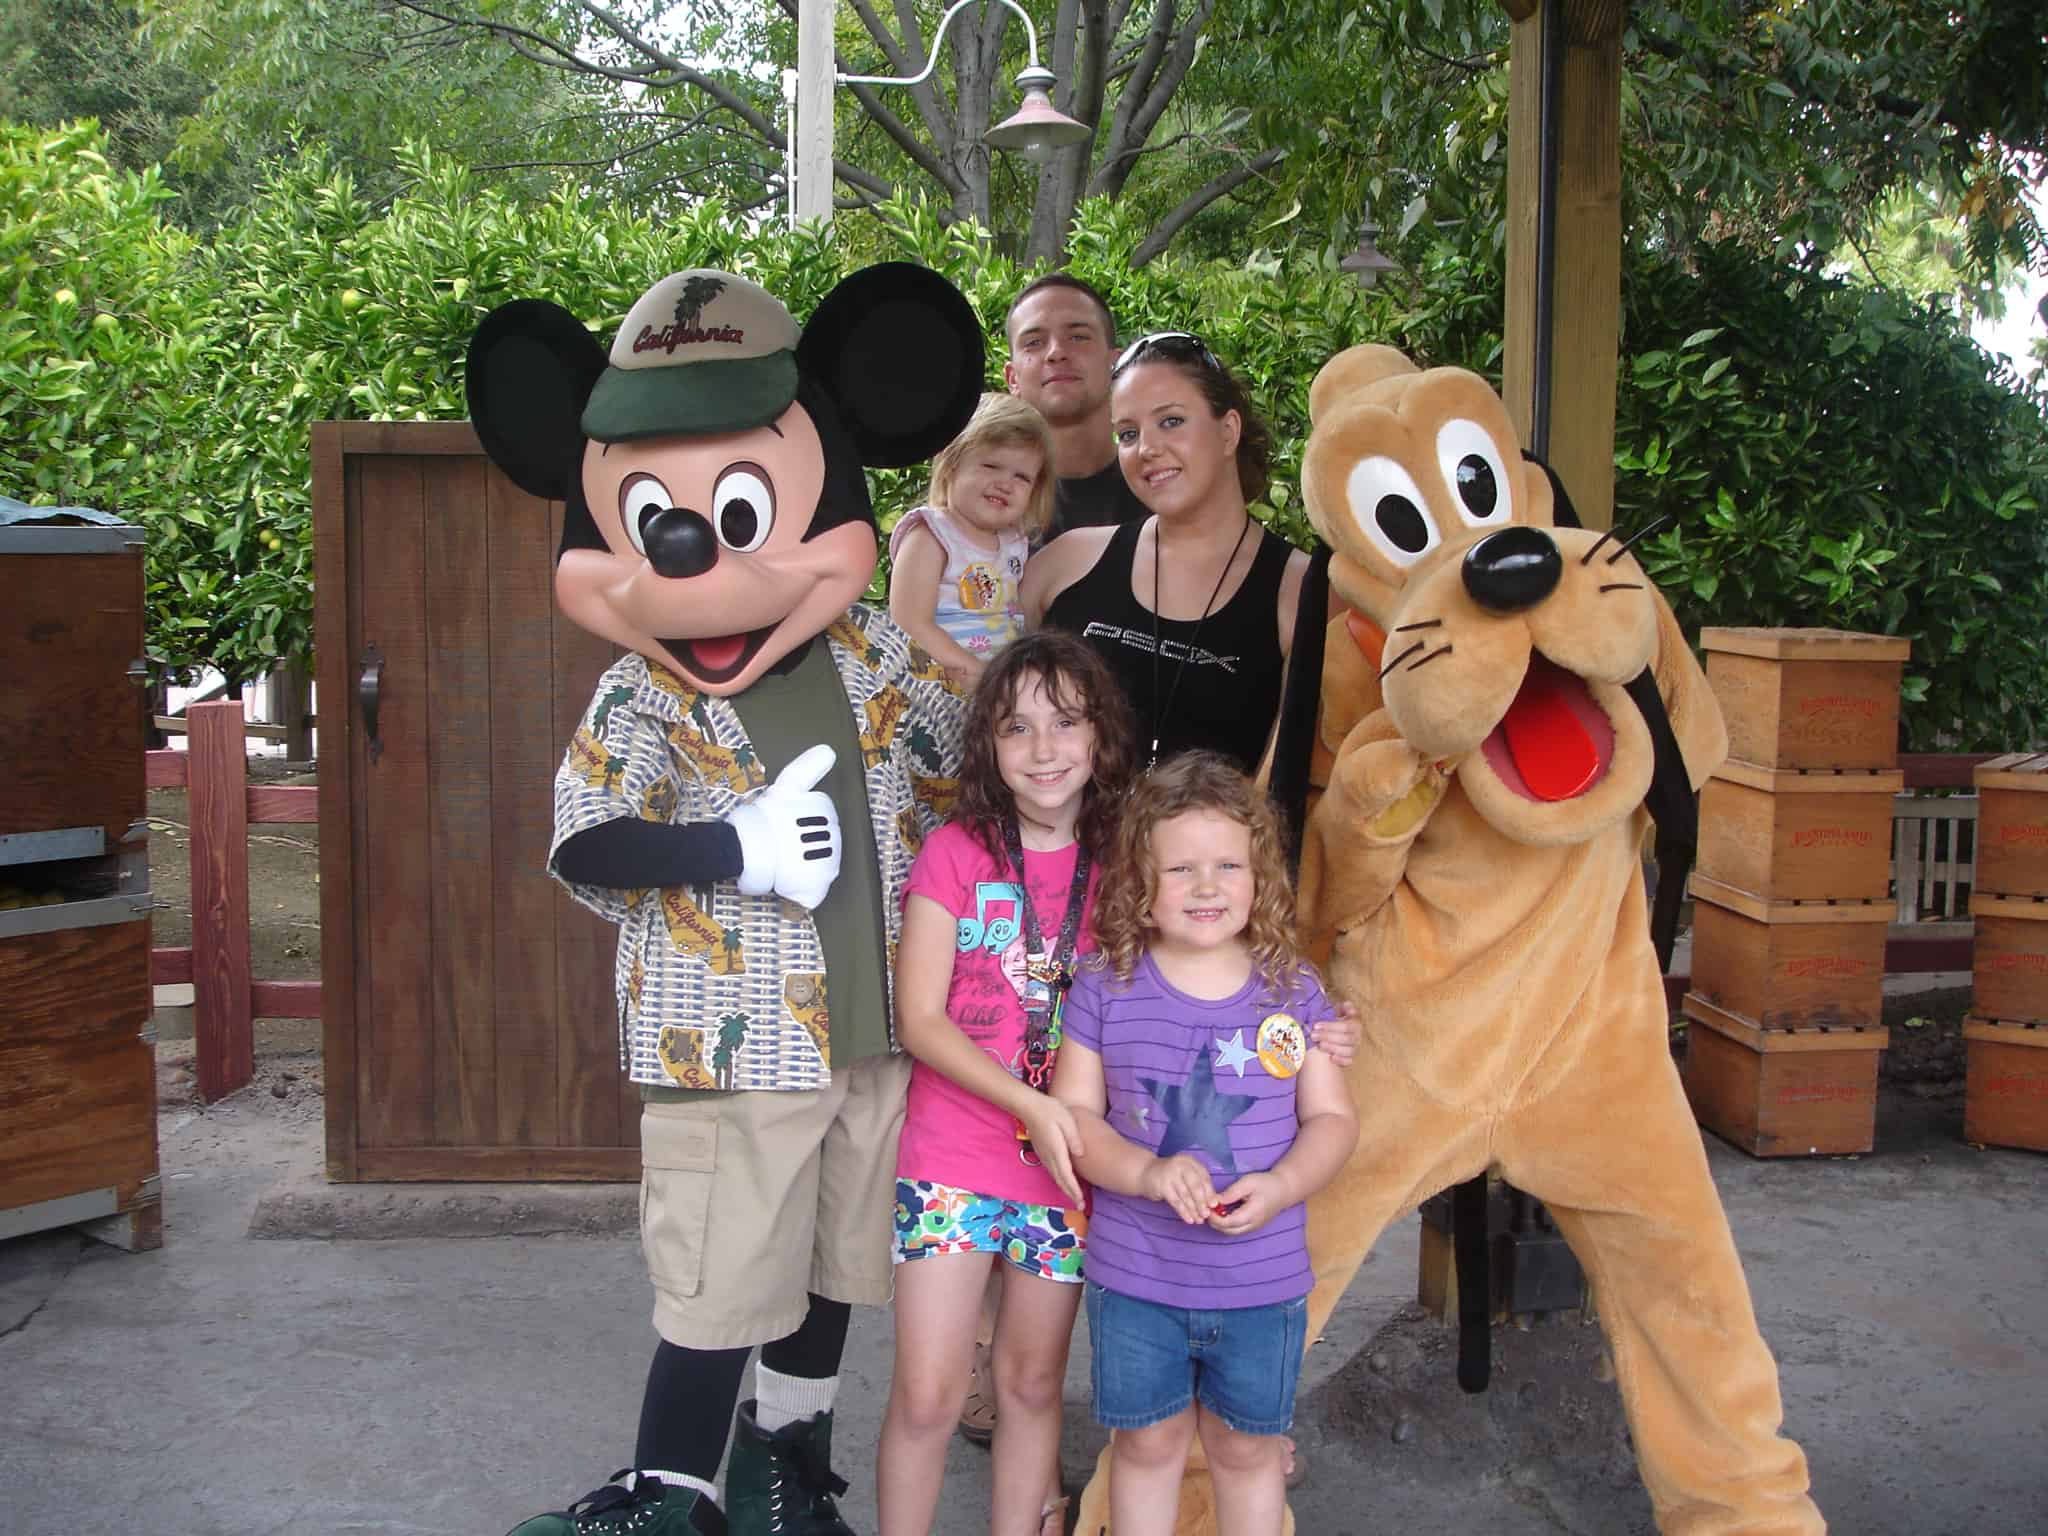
[1499,659,1602,800]
[689,635,749,673]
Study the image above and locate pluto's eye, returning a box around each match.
[1436,418,1511,528]
[711,464,774,553]
[619,474,672,556]
[1345,456,1441,568]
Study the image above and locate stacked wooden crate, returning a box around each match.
[1964,754,2048,1151]
[1681,628,1909,1156]
[0,516,160,1250]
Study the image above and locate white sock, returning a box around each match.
[754,1363,837,1434]
[633,1470,717,1502]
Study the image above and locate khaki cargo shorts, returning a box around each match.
[640,1051,913,1349]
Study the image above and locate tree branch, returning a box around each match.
[1129,146,1285,266]
[1094,0,1214,201]
[386,0,785,142]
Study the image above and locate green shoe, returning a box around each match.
[504,1472,726,1536]
[726,1401,855,1536]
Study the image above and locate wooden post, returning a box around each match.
[188,700,253,1100]
[274,656,314,762]
[1501,0,1624,530]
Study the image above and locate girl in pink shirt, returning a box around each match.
[878,630,1136,1536]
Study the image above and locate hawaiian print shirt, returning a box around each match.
[550,607,964,1092]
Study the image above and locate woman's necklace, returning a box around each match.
[1148,511,1253,769]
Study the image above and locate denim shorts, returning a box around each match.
[1085,1281,1308,1436]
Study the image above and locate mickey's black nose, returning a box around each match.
[1462,526,1560,613]
[642,506,719,580]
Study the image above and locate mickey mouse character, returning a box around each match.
[466,265,983,1536]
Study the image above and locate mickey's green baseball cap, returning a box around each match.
[581,269,803,442]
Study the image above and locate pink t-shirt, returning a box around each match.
[896,820,1099,1207]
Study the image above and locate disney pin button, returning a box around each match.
[1255,1012,1307,1078]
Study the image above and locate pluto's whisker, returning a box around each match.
[1599,582,1644,593]
[1379,640,1426,680]
[1579,528,1618,566]
[1606,513,1676,564]
[1392,618,1443,633]
[1406,644,1453,673]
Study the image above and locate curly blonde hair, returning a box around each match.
[1090,750,1305,992]
[926,392,1057,541]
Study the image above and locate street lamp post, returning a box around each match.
[791,0,1089,226]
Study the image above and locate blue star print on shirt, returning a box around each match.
[1141,1045,1255,1179]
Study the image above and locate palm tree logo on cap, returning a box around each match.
[674,275,727,330]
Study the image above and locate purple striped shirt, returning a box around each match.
[1063,951,1329,1309]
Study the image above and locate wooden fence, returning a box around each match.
[148,699,317,1100]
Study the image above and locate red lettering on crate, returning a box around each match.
[1796,694,1881,719]
[1791,827,1871,849]
[1777,1082,1868,1105]
[1782,956,1871,978]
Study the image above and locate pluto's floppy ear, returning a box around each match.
[465,300,607,501]
[1266,545,1332,872]
[1629,588,1729,971]
[798,262,984,467]
[1647,588,1728,795]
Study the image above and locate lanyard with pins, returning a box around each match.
[1003,816,1092,1164]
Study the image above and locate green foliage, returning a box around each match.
[1619,243,2048,749]
[0,120,227,670]
[1,0,216,209]
[8,125,2045,752]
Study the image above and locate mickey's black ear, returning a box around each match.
[466,300,609,500]
[798,263,984,468]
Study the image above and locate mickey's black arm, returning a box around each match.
[553,819,743,889]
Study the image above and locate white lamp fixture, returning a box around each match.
[837,0,1091,162]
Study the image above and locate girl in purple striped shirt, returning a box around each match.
[1051,752,1358,1536]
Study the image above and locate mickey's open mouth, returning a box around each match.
[659,624,780,686]
[1480,653,1614,802]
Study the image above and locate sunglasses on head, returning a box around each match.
[1111,331,1222,379]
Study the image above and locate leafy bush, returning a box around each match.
[1619,244,2048,750]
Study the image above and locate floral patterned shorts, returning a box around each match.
[892,1176,1087,1282]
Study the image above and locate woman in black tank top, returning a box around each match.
[1029,332,1309,774]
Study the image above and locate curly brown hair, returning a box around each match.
[1090,750,1305,992]
[953,631,1137,865]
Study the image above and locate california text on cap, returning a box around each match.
[581,269,803,442]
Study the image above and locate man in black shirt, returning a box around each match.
[1003,274,1149,542]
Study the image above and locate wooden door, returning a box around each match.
[313,422,637,1180]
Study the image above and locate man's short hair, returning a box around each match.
[1004,272,1117,345]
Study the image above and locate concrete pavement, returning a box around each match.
[3,1043,2045,1536]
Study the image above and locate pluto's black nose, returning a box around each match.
[1462,525,1560,613]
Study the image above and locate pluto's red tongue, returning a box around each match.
[690,635,748,672]
[1500,665,1601,800]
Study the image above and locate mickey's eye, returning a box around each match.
[1436,419,1512,528]
[712,463,774,553]
[619,474,672,556]
[1345,456,1441,568]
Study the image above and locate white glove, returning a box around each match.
[726,744,842,910]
